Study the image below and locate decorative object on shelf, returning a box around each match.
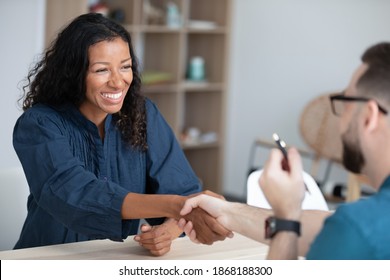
[143,0,165,25]
[188,56,205,81]
[187,20,217,30]
[200,131,218,144]
[181,128,218,146]
[166,1,181,28]
[110,9,126,24]
[181,127,201,145]
[89,1,109,17]
[141,71,173,85]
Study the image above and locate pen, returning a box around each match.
[272,133,287,159]
[272,133,310,193]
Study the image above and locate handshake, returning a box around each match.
[177,190,234,245]
[133,190,235,256]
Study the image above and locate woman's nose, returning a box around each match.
[108,71,125,88]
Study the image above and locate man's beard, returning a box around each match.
[341,124,365,174]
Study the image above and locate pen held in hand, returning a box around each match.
[272,133,310,194]
[272,133,289,171]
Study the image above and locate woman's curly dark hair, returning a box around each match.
[21,13,147,150]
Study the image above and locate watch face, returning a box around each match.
[265,217,276,239]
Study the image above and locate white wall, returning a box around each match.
[0,0,45,169]
[0,0,45,250]
[224,0,390,198]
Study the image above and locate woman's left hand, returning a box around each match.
[134,218,182,256]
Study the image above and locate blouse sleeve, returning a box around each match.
[13,108,129,240]
[145,100,202,196]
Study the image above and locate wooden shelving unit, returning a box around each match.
[45,0,231,193]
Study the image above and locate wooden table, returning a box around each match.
[0,233,269,260]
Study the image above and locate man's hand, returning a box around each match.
[189,190,225,200]
[178,194,234,244]
[181,206,232,245]
[259,147,305,220]
[134,218,182,256]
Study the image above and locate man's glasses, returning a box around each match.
[329,93,388,116]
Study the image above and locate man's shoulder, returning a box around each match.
[329,192,389,229]
[334,196,377,216]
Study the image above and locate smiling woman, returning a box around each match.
[13,13,231,256]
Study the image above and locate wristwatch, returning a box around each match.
[265,216,301,239]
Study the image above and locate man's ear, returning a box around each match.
[364,100,380,132]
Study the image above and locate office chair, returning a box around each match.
[247,169,329,211]
[0,166,29,251]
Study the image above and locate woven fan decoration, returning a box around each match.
[299,93,343,163]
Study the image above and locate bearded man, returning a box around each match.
[179,42,390,260]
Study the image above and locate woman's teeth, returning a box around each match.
[102,92,122,99]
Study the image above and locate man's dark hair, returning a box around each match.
[358,42,390,105]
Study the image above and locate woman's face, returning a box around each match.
[79,37,133,126]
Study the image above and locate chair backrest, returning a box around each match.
[0,166,29,251]
[247,170,329,211]
[299,93,342,163]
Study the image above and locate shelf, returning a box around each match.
[142,91,178,130]
[142,84,179,94]
[184,147,221,189]
[127,25,227,34]
[184,91,222,135]
[139,25,182,33]
[186,34,227,83]
[181,141,219,150]
[189,0,229,27]
[141,32,181,81]
[182,81,224,92]
[186,27,228,34]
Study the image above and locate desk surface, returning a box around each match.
[0,233,268,260]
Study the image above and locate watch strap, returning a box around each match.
[265,216,301,239]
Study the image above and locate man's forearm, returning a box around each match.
[298,210,331,256]
[225,203,272,243]
[267,232,299,259]
[224,203,331,257]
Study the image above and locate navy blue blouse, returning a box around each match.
[13,99,201,249]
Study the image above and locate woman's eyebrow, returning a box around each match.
[90,58,132,66]
[122,57,132,63]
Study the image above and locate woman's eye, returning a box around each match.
[122,65,133,70]
[96,68,108,73]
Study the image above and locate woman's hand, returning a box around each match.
[134,218,182,256]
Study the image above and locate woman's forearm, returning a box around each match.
[121,193,185,220]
